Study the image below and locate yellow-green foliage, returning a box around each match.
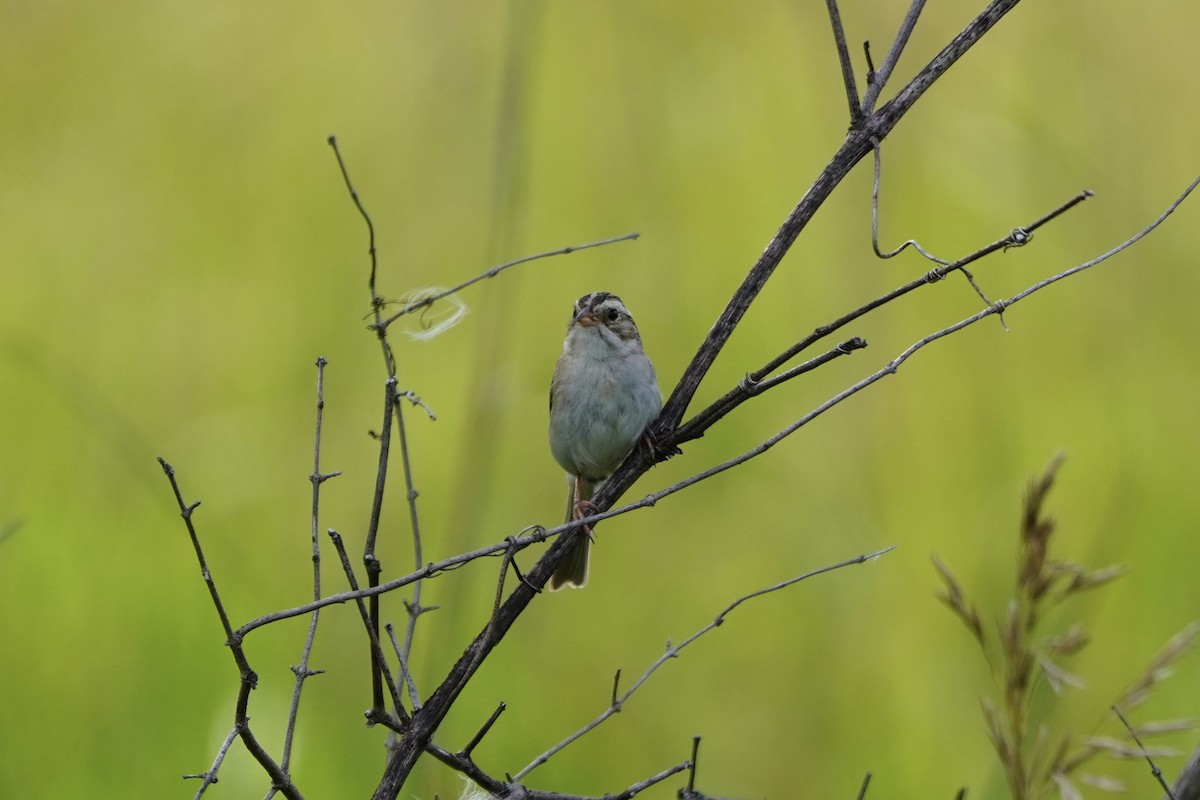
[1,3,1198,798]
[936,457,1198,800]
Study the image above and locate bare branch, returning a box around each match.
[326,136,378,304]
[678,738,743,799]
[600,760,693,800]
[329,133,398,376]
[158,459,246,674]
[460,702,507,760]
[421,740,690,800]
[392,387,430,710]
[385,623,421,711]
[183,724,238,798]
[856,772,872,800]
[364,378,397,715]
[377,232,640,330]
[158,458,302,799]
[861,0,928,113]
[654,0,1023,439]
[234,527,550,638]
[514,547,894,780]
[280,356,336,774]
[876,0,1022,122]
[869,138,1092,325]
[675,338,867,445]
[824,0,862,125]
[328,529,407,725]
[1015,175,1197,288]
[687,736,701,795]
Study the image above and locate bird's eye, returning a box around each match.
[604,307,620,323]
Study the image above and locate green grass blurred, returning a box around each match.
[2,2,1198,798]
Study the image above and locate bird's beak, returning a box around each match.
[575,309,596,327]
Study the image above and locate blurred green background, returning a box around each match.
[2,1,1197,798]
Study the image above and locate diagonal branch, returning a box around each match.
[656,0,1024,438]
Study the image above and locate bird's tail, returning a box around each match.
[549,476,593,590]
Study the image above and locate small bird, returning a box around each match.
[548,292,661,590]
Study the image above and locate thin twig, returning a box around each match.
[158,458,302,800]
[782,189,1094,386]
[854,772,873,800]
[328,529,407,724]
[421,743,507,796]
[870,141,1091,328]
[824,0,862,125]
[861,0,928,113]
[385,623,421,711]
[235,528,550,638]
[184,724,239,798]
[328,134,398,377]
[327,136,377,296]
[377,232,640,330]
[393,390,429,708]
[604,760,692,799]
[677,188,1093,446]
[1000,177,1196,303]
[513,547,894,780]
[364,378,397,715]
[158,459,248,675]
[460,702,507,760]
[280,357,337,775]
[856,772,872,800]
[676,338,867,444]
[1113,706,1177,800]
[688,736,701,793]
[426,741,690,800]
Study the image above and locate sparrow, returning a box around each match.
[548,292,661,589]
